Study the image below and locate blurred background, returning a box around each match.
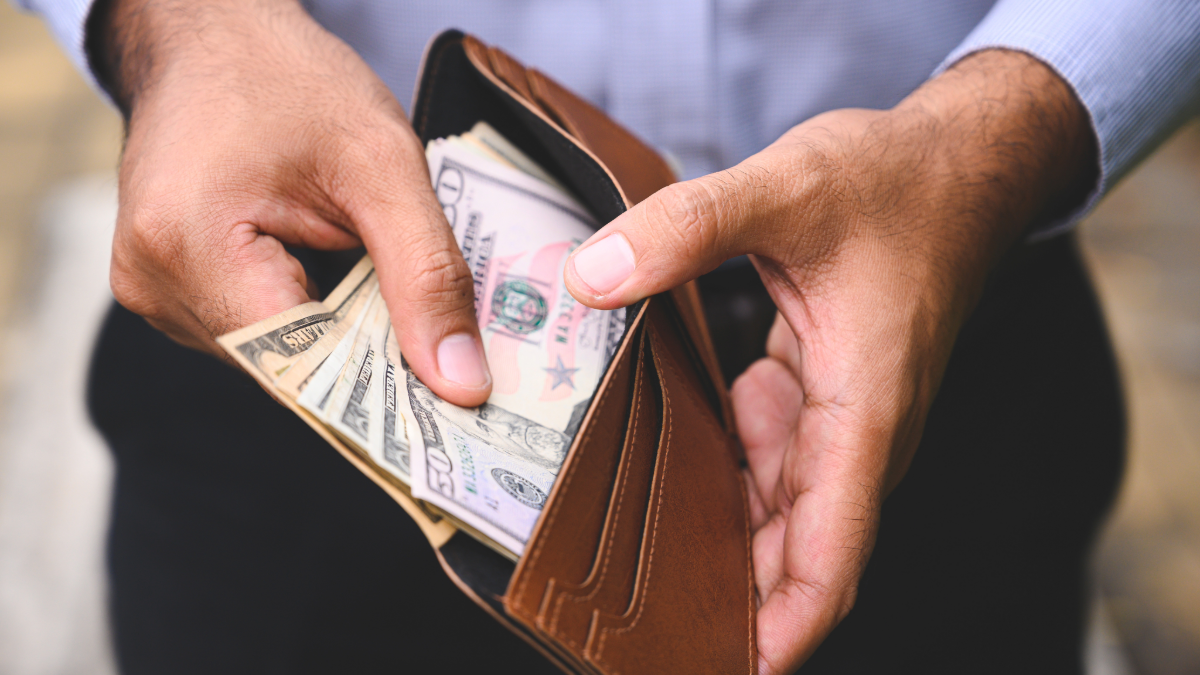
[1,3,1198,674]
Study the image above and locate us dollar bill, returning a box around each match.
[464,121,569,193]
[367,314,412,483]
[407,369,568,554]
[296,291,382,418]
[275,262,378,399]
[323,256,377,322]
[407,139,626,555]
[215,256,377,387]
[216,301,337,385]
[325,293,387,450]
[217,124,627,558]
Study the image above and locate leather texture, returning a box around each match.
[584,301,755,675]
[412,31,757,674]
[538,330,660,653]
[507,308,648,674]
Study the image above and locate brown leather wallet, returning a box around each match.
[333,30,757,674]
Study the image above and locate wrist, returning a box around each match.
[85,0,309,121]
[870,49,1096,322]
[901,49,1097,257]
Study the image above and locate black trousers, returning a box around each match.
[88,235,1124,674]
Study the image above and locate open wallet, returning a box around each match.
[331,30,757,674]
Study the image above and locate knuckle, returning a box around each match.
[325,121,418,183]
[120,205,186,272]
[647,181,723,261]
[406,245,474,317]
[787,136,855,216]
[782,575,858,625]
[110,204,240,328]
[110,219,169,318]
[109,261,163,320]
[837,583,859,621]
[830,582,858,623]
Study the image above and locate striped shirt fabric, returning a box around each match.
[16,0,1200,234]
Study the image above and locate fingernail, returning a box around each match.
[572,233,636,295]
[437,333,490,389]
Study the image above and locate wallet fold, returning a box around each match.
[399,30,757,674]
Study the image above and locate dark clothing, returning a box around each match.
[89,235,1123,674]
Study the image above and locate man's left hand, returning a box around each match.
[562,49,1097,674]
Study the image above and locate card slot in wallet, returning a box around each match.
[504,307,648,622]
[582,302,756,674]
[537,327,662,653]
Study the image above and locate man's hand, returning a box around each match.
[563,50,1097,673]
[96,0,491,406]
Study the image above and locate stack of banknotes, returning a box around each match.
[218,123,626,558]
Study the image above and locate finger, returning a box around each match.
[111,218,312,358]
[754,410,886,674]
[564,161,791,309]
[755,477,881,673]
[742,467,771,535]
[750,511,790,603]
[765,312,802,374]
[731,356,802,515]
[338,135,491,408]
[253,200,364,252]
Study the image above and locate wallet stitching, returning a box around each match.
[515,348,627,612]
[657,343,756,672]
[737,430,755,673]
[598,326,755,674]
[656,331,757,673]
[594,331,674,672]
[548,347,646,647]
[528,70,676,195]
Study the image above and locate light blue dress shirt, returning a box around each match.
[18,0,1200,234]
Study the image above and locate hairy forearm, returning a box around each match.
[802,48,1101,334]
[902,49,1098,275]
[84,0,310,121]
[83,0,135,118]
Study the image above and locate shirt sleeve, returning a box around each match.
[936,0,1200,239]
[12,0,100,88]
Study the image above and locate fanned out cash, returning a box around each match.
[218,122,626,558]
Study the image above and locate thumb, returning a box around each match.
[342,144,492,409]
[563,164,784,309]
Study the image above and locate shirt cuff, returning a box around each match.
[13,0,103,92]
[936,0,1200,240]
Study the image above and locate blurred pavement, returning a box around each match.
[1083,122,1200,675]
[0,176,116,675]
[1,5,122,674]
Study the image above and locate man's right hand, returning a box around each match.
[97,0,492,406]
